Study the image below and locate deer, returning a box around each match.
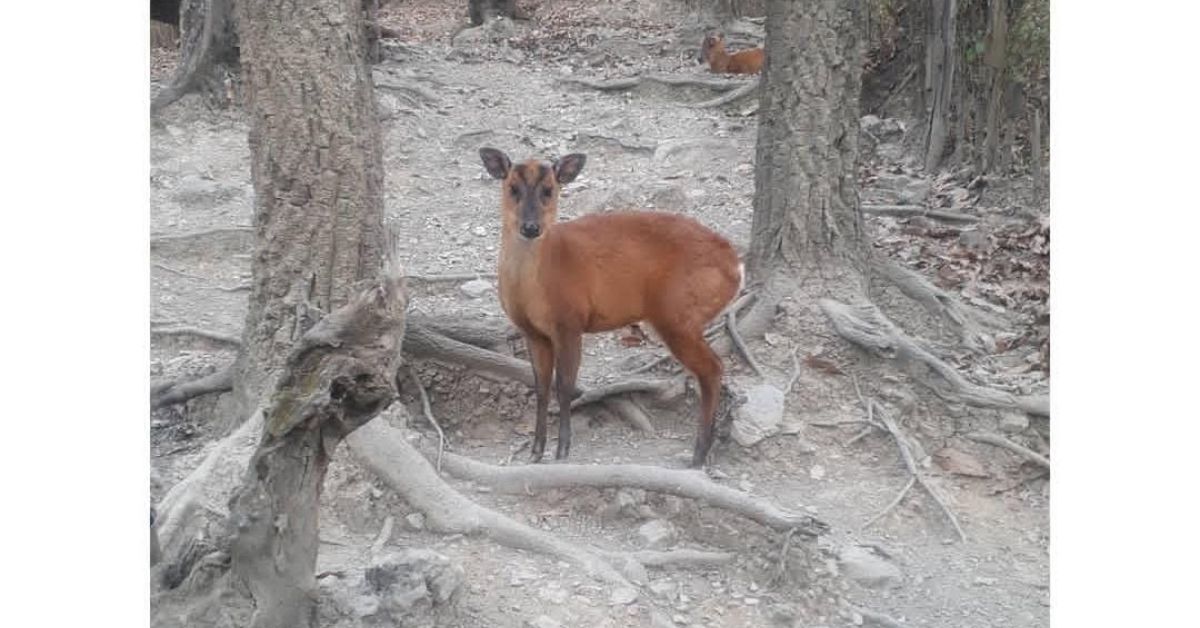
[479,147,743,468]
[698,32,764,75]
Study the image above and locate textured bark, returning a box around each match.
[230,0,388,426]
[748,0,868,299]
[923,0,956,172]
[151,0,238,113]
[468,0,515,25]
[980,0,1010,173]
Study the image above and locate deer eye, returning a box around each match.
[541,187,553,199]
[509,184,520,198]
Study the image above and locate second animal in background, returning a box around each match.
[699,32,764,75]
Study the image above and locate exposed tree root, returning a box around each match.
[726,309,764,375]
[151,366,234,410]
[965,432,1050,469]
[862,476,915,530]
[150,226,255,247]
[601,549,733,568]
[570,377,681,410]
[408,365,447,472]
[691,78,760,108]
[871,399,967,542]
[558,74,746,93]
[151,326,242,347]
[374,76,440,105]
[151,0,234,115]
[349,419,630,586]
[819,299,1048,417]
[871,258,1003,354]
[861,204,979,224]
[407,272,498,283]
[603,397,656,434]
[429,449,828,536]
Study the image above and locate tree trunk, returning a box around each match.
[979,0,1010,173]
[468,0,515,25]
[230,0,388,428]
[151,0,239,113]
[923,0,956,173]
[748,0,868,301]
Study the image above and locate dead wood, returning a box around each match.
[861,204,979,224]
[871,399,967,542]
[603,397,657,434]
[819,299,1048,417]
[223,262,407,628]
[965,432,1050,469]
[429,449,828,536]
[152,366,235,410]
[871,258,1003,354]
[726,309,764,375]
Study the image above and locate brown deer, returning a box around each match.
[699,32,764,75]
[479,148,742,468]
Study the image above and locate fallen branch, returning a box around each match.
[964,432,1050,469]
[819,299,1048,417]
[570,377,680,410]
[151,366,234,410]
[408,365,446,472]
[691,78,760,108]
[430,449,828,535]
[861,476,915,530]
[150,326,242,347]
[603,397,656,435]
[873,400,966,542]
[861,204,979,224]
[559,74,745,93]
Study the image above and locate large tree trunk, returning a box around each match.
[151,0,239,113]
[979,0,1010,173]
[229,0,388,427]
[748,0,868,302]
[923,0,956,173]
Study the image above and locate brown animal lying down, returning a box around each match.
[699,32,764,75]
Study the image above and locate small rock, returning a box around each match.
[360,549,465,619]
[610,586,639,605]
[472,225,487,237]
[405,512,426,531]
[637,519,677,549]
[838,545,903,589]
[649,579,677,600]
[619,557,648,584]
[809,465,826,480]
[526,615,564,628]
[744,597,760,605]
[999,411,1030,434]
[672,614,689,625]
[460,278,494,298]
[732,382,786,447]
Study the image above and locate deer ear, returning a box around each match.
[554,153,586,185]
[479,147,511,180]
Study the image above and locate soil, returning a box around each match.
[150,2,1050,626]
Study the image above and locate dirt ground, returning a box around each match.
[150,2,1050,626]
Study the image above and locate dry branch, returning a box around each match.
[726,309,764,376]
[151,367,234,410]
[965,432,1050,469]
[559,74,746,94]
[408,365,446,472]
[819,299,1048,417]
[430,449,828,536]
[872,400,966,542]
[872,258,1004,354]
[603,397,656,434]
[861,204,979,224]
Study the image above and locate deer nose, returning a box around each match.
[520,223,541,239]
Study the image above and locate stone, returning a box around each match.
[619,557,649,584]
[610,586,639,605]
[637,519,677,549]
[999,411,1030,434]
[526,616,564,628]
[732,383,786,447]
[364,549,466,616]
[460,278,494,298]
[649,579,677,600]
[838,545,903,589]
[405,512,426,530]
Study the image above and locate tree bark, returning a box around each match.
[980,0,1010,173]
[468,0,515,25]
[230,0,388,427]
[748,0,868,300]
[151,0,239,113]
[923,0,956,172]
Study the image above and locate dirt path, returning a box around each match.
[151,4,1048,626]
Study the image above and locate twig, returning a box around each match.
[861,204,979,224]
[844,425,876,447]
[150,326,242,347]
[409,365,446,473]
[151,366,235,410]
[784,346,803,394]
[874,400,967,542]
[861,476,915,530]
[726,309,764,376]
[964,432,1049,469]
[691,78,760,108]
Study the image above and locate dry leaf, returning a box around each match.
[933,447,989,478]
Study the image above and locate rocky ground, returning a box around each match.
[150,2,1050,626]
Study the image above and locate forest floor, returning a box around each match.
[150,1,1050,627]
